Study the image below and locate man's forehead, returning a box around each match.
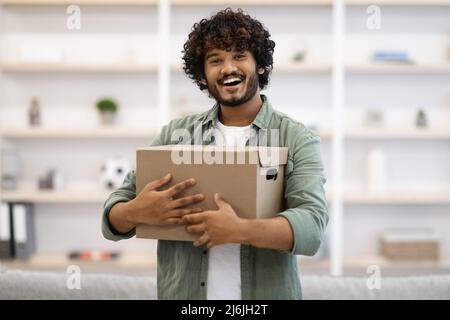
[205,48,249,56]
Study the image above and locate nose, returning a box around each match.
[220,58,238,76]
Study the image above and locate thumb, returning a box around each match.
[214,193,227,209]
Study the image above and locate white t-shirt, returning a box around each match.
[206,120,251,300]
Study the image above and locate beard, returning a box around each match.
[206,71,259,108]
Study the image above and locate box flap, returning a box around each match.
[137,146,288,167]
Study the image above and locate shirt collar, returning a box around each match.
[201,94,273,130]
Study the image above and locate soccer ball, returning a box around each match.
[100,157,131,190]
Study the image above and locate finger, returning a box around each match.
[182,212,206,225]
[168,193,205,209]
[162,218,183,225]
[145,173,171,191]
[214,193,229,209]
[185,223,206,234]
[193,233,209,247]
[165,178,196,197]
[168,207,203,218]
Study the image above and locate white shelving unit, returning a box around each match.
[342,0,450,276]
[0,0,449,276]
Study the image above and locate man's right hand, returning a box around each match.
[126,173,205,226]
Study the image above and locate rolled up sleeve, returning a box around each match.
[277,130,329,256]
[102,126,169,241]
[101,170,137,241]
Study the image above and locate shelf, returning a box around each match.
[0,0,158,5]
[344,191,450,205]
[301,255,450,276]
[302,128,450,140]
[0,0,331,5]
[1,127,328,140]
[0,63,158,73]
[4,63,448,74]
[171,0,332,5]
[346,0,450,6]
[347,63,450,74]
[1,190,111,204]
[344,255,450,271]
[300,255,450,274]
[0,252,157,275]
[345,128,450,140]
[275,63,332,73]
[0,127,158,139]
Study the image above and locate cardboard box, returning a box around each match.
[380,230,440,261]
[136,145,288,241]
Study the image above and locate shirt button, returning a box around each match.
[201,282,205,287]
[203,250,207,255]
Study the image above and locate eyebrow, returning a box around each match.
[205,52,219,60]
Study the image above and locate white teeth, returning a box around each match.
[223,78,241,84]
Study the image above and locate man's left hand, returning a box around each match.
[182,193,244,248]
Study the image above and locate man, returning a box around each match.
[102,8,328,300]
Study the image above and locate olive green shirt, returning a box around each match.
[102,95,328,300]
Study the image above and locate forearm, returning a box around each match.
[239,216,294,251]
[108,201,136,234]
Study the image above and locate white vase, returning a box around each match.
[99,111,116,125]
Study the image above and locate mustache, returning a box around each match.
[218,73,245,85]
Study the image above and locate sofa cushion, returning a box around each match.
[0,270,156,300]
[1,269,449,300]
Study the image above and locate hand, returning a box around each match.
[182,193,244,248]
[127,173,205,226]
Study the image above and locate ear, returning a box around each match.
[257,67,265,75]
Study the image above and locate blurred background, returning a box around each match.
[0,0,449,279]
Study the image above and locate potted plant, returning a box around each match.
[96,98,118,125]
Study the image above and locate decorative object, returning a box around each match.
[68,250,120,261]
[38,169,64,190]
[380,229,440,261]
[96,98,119,125]
[1,146,21,190]
[292,39,307,63]
[100,157,131,190]
[366,147,387,194]
[372,50,414,64]
[416,108,428,128]
[364,107,384,128]
[28,97,41,127]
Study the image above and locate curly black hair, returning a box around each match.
[182,8,275,91]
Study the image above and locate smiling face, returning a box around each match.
[203,49,264,107]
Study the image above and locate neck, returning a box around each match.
[218,93,263,127]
